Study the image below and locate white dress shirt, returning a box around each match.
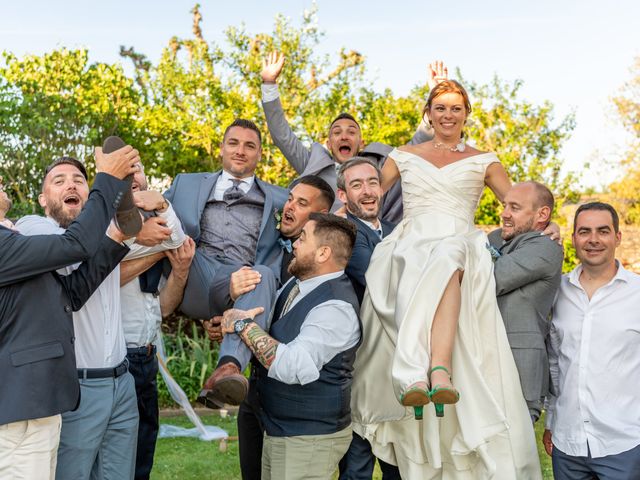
[267,271,361,386]
[121,204,185,347]
[261,83,280,103]
[546,262,640,458]
[212,170,255,201]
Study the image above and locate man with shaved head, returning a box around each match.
[487,181,564,422]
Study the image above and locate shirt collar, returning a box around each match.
[220,170,255,190]
[297,270,344,298]
[568,260,630,289]
[359,217,382,232]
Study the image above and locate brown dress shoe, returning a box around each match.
[102,136,143,236]
[196,362,248,408]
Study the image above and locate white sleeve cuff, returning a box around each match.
[261,83,280,103]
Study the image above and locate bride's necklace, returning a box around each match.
[433,139,466,152]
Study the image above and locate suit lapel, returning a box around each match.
[348,213,379,245]
[255,178,273,237]
[196,171,220,220]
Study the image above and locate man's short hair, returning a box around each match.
[329,113,360,131]
[292,175,335,210]
[42,157,88,190]
[336,157,381,191]
[573,202,620,233]
[525,181,555,212]
[308,212,356,265]
[223,118,262,144]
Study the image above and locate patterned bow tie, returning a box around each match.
[278,237,293,253]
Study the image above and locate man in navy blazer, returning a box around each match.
[338,156,400,480]
[0,148,138,479]
[164,119,288,406]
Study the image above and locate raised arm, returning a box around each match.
[408,61,449,145]
[3,173,130,286]
[261,51,312,174]
[484,161,511,203]
[381,156,400,194]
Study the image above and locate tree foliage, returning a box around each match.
[0,49,140,214]
[608,56,640,224]
[1,4,576,223]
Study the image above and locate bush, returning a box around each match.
[158,317,217,408]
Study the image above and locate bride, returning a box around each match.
[351,79,542,479]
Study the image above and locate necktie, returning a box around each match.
[278,237,293,253]
[223,179,245,202]
[280,282,300,318]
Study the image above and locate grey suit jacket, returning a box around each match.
[488,229,563,404]
[262,97,433,224]
[165,171,288,318]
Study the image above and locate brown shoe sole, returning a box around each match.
[208,375,248,406]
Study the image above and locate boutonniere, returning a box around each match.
[273,208,282,230]
[485,242,502,262]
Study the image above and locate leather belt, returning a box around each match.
[77,359,128,379]
[126,344,156,357]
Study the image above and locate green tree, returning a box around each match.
[608,56,640,224]
[0,49,141,215]
[461,75,577,225]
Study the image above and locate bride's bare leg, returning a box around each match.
[430,270,462,391]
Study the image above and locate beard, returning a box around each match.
[287,252,315,280]
[47,200,81,229]
[347,196,380,222]
[502,217,535,241]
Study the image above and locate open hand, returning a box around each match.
[427,60,449,90]
[230,266,262,301]
[220,307,265,335]
[136,217,172,246]
[261,51,285,84]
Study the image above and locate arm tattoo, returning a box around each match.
[242,324,280,368]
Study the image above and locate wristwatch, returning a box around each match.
[233,318,254,335]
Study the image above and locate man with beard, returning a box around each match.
[338,157,396,304]
[260,53,448,223]
[218,213,360,480]
[204,175,334,480]
[336,157,399,479]
[487,181,563,422]
[17,156,184,480]
[0,149,136,480]
[0,176,14,229]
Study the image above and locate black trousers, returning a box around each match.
[338,431,402,480]
[127,346,160,480]
[238,397,264,480]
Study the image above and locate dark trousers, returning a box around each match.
[127,346,159,480]
[552,443,640,480]
[238,395,264,480]
[338,432,402,480]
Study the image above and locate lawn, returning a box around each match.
[151,412,553,479]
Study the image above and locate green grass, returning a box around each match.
[151,412,553,479]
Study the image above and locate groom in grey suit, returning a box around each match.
[488,181,563,422]
[165,119,288,406]
[260,52,443,224]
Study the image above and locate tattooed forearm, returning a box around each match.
[241,323,280,368]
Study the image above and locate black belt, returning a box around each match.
[77,360,128,379]
[126,344,156,357]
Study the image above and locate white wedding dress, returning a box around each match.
[351,149,542,479]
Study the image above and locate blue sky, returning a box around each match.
[1,0,639,188]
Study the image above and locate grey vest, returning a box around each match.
[199,181,265,265]
[256,275,361,437]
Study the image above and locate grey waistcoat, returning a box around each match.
[199,181,265,265]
